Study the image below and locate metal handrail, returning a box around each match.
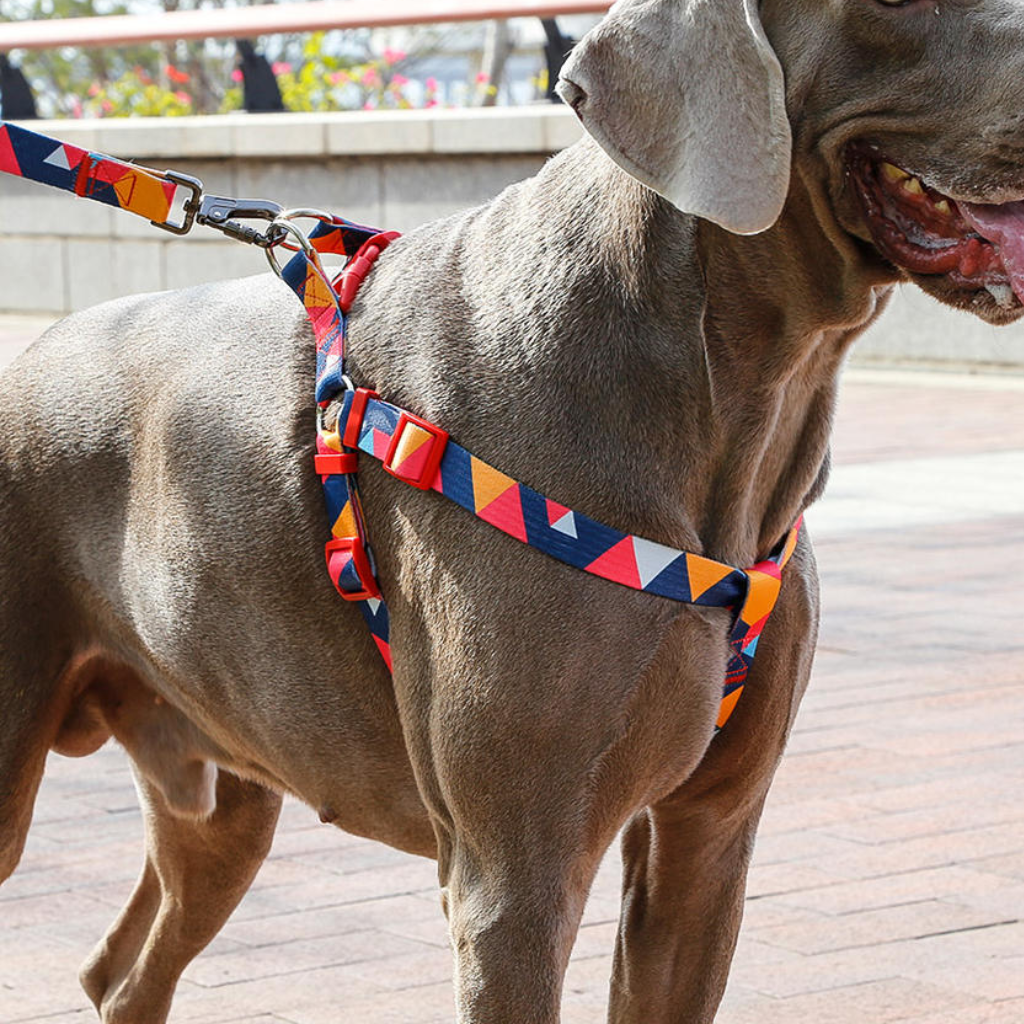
[0,0,611,51]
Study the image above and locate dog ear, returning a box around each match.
[557,0,791,235]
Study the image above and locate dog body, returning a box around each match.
[3,1,1024,1021]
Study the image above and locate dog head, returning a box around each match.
[559,0,1024,325]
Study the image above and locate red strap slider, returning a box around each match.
[314,452,358,476]
[383,411,448,490]
[336,232,400,313]
[73,154,95,197]
[342,387,380,450]
[325,536,380,601]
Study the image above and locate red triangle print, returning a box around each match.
[0,127,21,176]
[374,636,393,670]
[749,559,782,580]
[372,428,390,459]
[545,498,571,528]
[477,483,527,542]
[586,536,641,589]
[393,438,431,482]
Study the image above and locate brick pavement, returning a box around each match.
[1,318,1023,1023]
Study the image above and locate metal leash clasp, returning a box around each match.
[148,169,286,248]
[195,194,286,248]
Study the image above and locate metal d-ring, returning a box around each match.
[265,218,320,275]
[267,208,340,255]
[279,207,336,225]
[265,219,345,329]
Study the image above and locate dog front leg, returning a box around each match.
[421,661,629,1024]
[609,794,770,1023]
[608,540,820,1023]
[80,767,281,1024]
[440,824,603,1024]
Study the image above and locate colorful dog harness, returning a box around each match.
[0,121,801,732]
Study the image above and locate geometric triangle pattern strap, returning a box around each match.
[0,120,178,223]
[330,385,802,734]
[281,223,400,405]
[718,515,803,731]
[344,394,755,609]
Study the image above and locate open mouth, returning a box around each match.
[848,145,1024,311]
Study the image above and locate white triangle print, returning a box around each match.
[633,536,681,588]
[365,597,381,615]
[551,510,577,538]
[43,145,72,171]
[322,352,341,379]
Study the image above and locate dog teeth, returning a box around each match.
[882,162,909,183]
[902,176,924,195]
[934,199,952,215]
[985,283,1016,309]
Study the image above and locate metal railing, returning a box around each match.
[0,0,610,50]
[0,0,610,119]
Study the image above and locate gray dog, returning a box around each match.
[3,0,1024,1021]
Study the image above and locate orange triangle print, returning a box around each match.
[111,170,138,207]
[391,424,432,475]
[471,458,517,514]
[477,483,527,542]
[716,686,743,728]
[740,570,781,627]
[685,554,734,601]
[304,271,335,311]
[331,500,358,539]
[115,169,173,221]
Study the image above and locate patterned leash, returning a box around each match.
[0,120,801,732]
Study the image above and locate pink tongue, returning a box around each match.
[961,200,1024,301]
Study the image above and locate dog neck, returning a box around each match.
[568,145,895,564]
[690,170,896,559]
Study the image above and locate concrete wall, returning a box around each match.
[1,106,1021,367]
[0,108,575,314]
[857,287,1024,370]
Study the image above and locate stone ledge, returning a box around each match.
[23,106,583,161]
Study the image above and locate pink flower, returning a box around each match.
[174,91,191,104]
[426,99,439,108]
[382,47,407,64]
[271,62,292,75]
[101,99,114,113]
[71,99,83,119]
[361,66,378,86]
[329,70,350,85]
[363,99,376,110]
[230,68,244,83]
[475,71,490,84]
[87,82,101,97]
[390,73,409,87]
[425,76,438,92]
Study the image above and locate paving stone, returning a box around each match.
[718,977,977,1024]
[753,901,1017,956]
[772,865,1012,917]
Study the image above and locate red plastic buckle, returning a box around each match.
[341,387,379,450]
[337,232,401,313]
[383,411,449,490]
[314,452,358,476]
[324,536,380,601]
